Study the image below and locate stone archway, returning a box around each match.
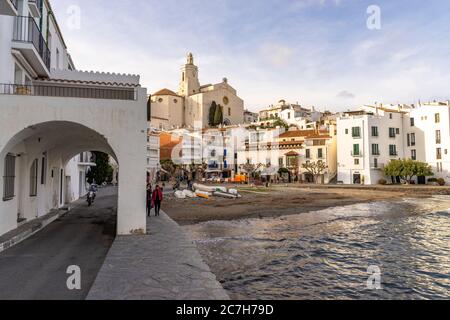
[0,120,146,237]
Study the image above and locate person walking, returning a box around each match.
[152,185,163,216]
[146,184,153,217]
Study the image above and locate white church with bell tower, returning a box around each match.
[178,53,200,96]
[150,53,244,130]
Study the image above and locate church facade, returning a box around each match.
[150,53,244,130]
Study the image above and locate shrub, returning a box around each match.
[437,178,446,186]
[378,179,387,185]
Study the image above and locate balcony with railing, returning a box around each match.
[28,0,42,18]
[371,163,384,170]
[389,151,398,157]
[351,151,363,157]
[0,0,18,15]
[0,83,138,101]
[12,16,51,77]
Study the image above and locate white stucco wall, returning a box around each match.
[337,109,429,185]
[0,90,148,236]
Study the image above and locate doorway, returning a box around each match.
[353,173,361,184]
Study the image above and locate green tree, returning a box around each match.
[272,118,289,130]
[209,101,218,127]
[384,159,433,184]
[160,159,179,177]
[86,152,113,185]
[262,118,289,130]
[208,101,225,127]
[188,161,208,180]
[278,167,291,182]
[218,105,224,125]
[213,104,222,126]
[302,161,328,184]
[240,163,264,183]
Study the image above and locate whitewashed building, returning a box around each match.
[407,101,450,182]
[64,151,96,203]
[236,127,337,183]
[337,107,407,185]
[258,100,321,128]
[337,103,450,185]
[147,128,160,184]
[0,0,148,237]
[244,110,258,124]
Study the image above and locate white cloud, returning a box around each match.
[261,43,294,67]
[337,90,356,99]
[291,0,342,10]
[50,0,450,112]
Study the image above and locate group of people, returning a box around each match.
[146,184,164,217]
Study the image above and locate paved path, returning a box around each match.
[0,188,117,300]
[87,211,229,300]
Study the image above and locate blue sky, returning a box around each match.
[52,0,450,111]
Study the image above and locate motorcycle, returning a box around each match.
[87,190,95,206]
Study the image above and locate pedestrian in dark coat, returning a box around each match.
[146,184,153,217]
[152,185,164,216]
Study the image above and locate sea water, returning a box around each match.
[184,196,450,300]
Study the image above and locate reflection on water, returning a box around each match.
[184,196,450,300]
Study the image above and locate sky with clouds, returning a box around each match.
[51,0,450,112]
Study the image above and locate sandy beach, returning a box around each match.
[163,185,450,225]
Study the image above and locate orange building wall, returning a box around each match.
[160,132,182,161]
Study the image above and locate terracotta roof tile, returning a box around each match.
[153,88,181,97]
[279,130,330,139]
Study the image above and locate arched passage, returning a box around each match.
[0,121,146,236]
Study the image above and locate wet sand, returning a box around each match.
[163,185,450,225]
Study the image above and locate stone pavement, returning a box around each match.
[87,211,229,300]
[0,203,79,254]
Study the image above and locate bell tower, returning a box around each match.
[178,53,200,96]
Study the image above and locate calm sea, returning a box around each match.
[184,196,450,300]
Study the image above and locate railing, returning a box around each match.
[389,152,398,157]
[10,0,19,10]
[29,0,43,9]
[13,16,50,70]
[0,83,137,101]
[351,151,363,157]
[371,163,384,170]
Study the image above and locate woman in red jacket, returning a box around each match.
[152,185,163,216]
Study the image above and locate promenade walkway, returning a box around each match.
[87,211,229,300]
